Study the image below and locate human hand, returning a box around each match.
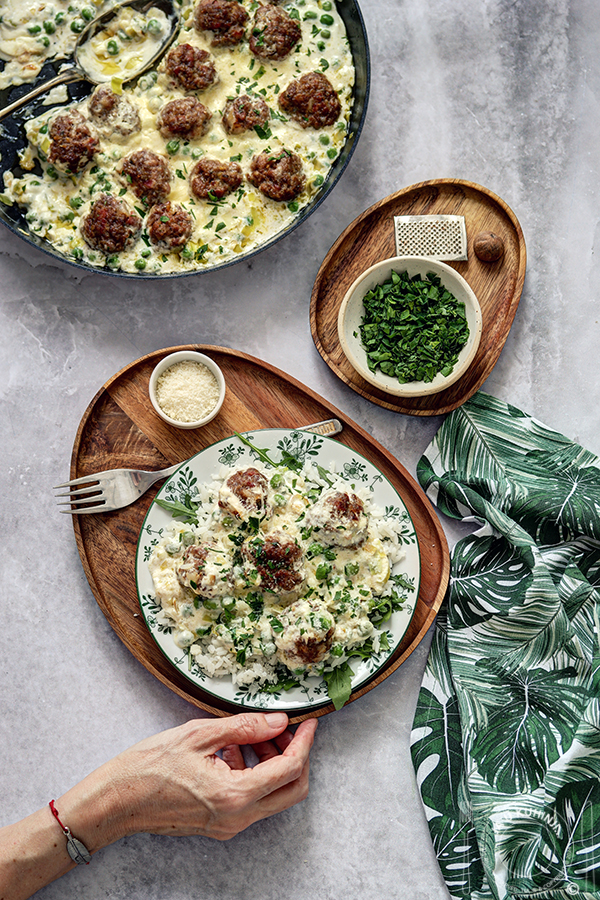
[80,712,317,844]
[0,713,317,900]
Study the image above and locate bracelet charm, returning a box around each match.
[49,800,92,866]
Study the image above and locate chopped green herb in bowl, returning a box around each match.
[337,256,483,398]
[360,269,470,383]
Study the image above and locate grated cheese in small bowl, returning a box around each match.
[149,351,225,429]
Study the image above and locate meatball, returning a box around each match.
[276,599,335,666]
[189,157,243,200]
[222,94,270,135]
[147,201,193,249]
[80,193,142,254]
[247,149,305,202]
[279,71,341,129]
[118,149,171,206]
[242,531,305,594]
[88,85,141,139]
[177,544,231,598]
[305,489,368,549]
[218,467,269,521]
[193,0,248,46]
[249,4,301,60]
[165,43,218,92]
[157,97,212,141]
[48,109,98,174]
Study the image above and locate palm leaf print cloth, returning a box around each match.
[410,391,600,900]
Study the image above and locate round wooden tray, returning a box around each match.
[70,345,449,722]
[310,178,527,416]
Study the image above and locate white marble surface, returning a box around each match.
[1,0,599,896]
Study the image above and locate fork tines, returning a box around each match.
[53,477,105,513]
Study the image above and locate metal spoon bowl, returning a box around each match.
[0,0,179,121]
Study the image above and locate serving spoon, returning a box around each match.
[0,0,180,122]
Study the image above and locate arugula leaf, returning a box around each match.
[154,497,199,525]
[234,431,278,467]
[234,431,333,483]
[323,662,354,710]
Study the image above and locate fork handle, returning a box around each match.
[130,462,182,491]
[133,420,343,487]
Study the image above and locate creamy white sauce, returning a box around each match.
[0,0,111,89]
[76,5,170,84]
[1,0,355,275]
[148,461,400,683]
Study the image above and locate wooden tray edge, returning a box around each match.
[70,345,450,720]
[310,177,527,416]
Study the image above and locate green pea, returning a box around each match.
[146,17,162,33]
[287,200,299,212]
[313,174,324,186]
[327,148,337,159]
[322,0,332,8]
[317,40,326,50]
[304,10,318,18]
[141,248,151,258]
[55,12,66,24]
[107,39,119,55]
[106,255,120,268]
[70,19,85,33]
[319,134,330,145]
[181,246,193,259]
[81,7,94,21]
[315,562,332,580]
[134,258,147,270]
[39,36,50,47]
[28,24,42,34]
[43,20,56,34]
[320,27,331,38]
[166,139,180,155]
[320,14,334,25]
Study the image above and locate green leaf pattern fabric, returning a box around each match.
[410,392,600,900]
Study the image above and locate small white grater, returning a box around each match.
[394,215,468,261]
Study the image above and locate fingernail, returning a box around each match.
[265,712,288,727]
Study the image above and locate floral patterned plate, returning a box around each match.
[135,429,421,713]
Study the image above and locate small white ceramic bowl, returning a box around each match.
[149,350,226,429]
[337,256,483,397]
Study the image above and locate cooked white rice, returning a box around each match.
[148,458,410,693]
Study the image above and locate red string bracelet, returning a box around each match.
[49,800,91,866]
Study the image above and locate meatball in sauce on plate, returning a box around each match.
[247,149,306,202]
[118,149,172,206]
[194,0,249,46]
[147,202,193,249]
[249,3,301,60]
[157,97,212,141]
[81,193,142,254]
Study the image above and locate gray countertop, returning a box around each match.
[1,1,598,897]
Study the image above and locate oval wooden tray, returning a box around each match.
[310,178,527,416]
[70,345,449,722]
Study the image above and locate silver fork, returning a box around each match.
[53,418,343,514]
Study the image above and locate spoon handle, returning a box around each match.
[0,68,84,122]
